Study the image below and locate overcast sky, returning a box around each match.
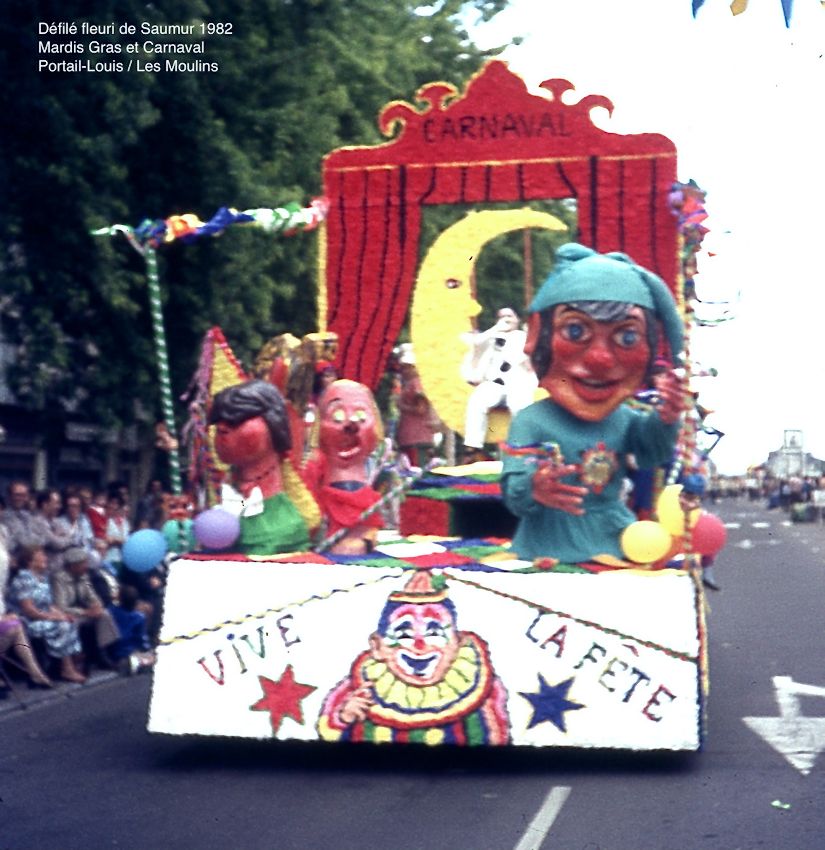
[468,0,825,474]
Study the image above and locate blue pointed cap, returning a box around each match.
[530,243,684,365]
[680,473,707,496]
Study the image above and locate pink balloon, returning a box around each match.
[692,512,727,557]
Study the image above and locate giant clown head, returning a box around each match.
[368,571,460,687]
[524,244,684,422]
[317,379,383,475]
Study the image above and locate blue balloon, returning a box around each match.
[122,528,168,573]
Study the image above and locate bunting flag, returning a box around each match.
[91,198,329,253]
[693,0,799,26]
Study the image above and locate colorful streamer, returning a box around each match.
[669,180,709,303]
[91,198,329,251]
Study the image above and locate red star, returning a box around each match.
[250,665,316,735]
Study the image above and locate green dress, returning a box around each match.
[239,492,311,556]
[501,399,678,563]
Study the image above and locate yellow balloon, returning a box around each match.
[656,484,685,536]
[621,520,672,564]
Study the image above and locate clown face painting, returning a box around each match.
[317,571,510,744]
[369,600,461,686]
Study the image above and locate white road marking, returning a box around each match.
[514,786,572,850]
[725,522,742,529]
[751,522,771,529]
[744,676,825,775]
[734,538,781,549]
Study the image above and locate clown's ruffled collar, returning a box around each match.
[354,633,495,727]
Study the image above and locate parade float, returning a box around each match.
[136,61,727,751]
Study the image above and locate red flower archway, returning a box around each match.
[320,60,678,388]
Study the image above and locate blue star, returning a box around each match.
[520,675,585,732]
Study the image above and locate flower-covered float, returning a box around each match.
[147,62,726,751]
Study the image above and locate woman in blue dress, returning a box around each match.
[7,545,86,683]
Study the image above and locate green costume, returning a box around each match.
[239,492,310,556]
[502,400,678,563]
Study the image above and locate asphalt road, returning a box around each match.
[2,497,824,850]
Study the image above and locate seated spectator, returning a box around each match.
[6,545,86,683]
[52,547,120,668]
[85,489,108,542]
[0,614,54,692]
[120,561,165,643]
[87,540,121,606]
[30,488,73,576]
[108,585,155,675]
[104,492,130,572]
[87,535,162,643]
[56,491,96,554]
[83,553,155,675]
[134,479,166,530]
[0,480,35,567]
[1,527,53,693]
[0,523,8,598]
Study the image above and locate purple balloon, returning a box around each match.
[193,508,240,550]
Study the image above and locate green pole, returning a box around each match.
[145,247,183,494]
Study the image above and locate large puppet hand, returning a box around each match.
[653,369,686,425]
[532,462,588,515]
[338,684,375,725]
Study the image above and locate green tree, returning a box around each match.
[1,0,508,466]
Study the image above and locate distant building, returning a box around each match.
[765,447,824,478]
[0,328,149,496]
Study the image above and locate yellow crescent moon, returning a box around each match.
[411,208,567,439]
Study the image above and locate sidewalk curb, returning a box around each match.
[0,669,126,716]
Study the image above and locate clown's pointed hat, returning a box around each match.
[388,569,449,604]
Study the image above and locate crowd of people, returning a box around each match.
[0,479,163,697]
[700,473,825,509]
